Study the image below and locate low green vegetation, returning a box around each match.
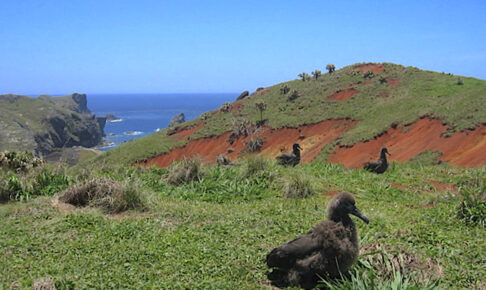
[0,151,71,202]
[84,63,486,167]
[1,154,485,288]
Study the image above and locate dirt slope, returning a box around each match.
[328,118,486,168]
[144,119,357,167]
[145,117,486,168]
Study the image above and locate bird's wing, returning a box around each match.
[266,234,321,269]
[364,161,379,171]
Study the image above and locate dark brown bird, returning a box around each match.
[364,147,391,174]
[276,143,303,166]
[266,192,369,289]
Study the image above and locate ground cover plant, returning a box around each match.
[86,63,486,167]
[1,157,485,288]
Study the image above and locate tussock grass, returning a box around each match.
[457,173,486,227]
[59,178,146,214]
[166,157,203,185]
[280,170,315,198]
[241,155,270,177]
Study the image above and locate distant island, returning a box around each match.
[105,114,122,122]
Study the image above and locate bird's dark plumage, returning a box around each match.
[276,143,303,166]
[364,147,391,174]
[266,192,369,289]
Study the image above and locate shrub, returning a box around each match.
[216,154,232,166]
[0,164,71,203]
[219,102,233,112]
[363,70,374,79]
[166,157,203,185]
[280,85,290,95]
[281,171,314,198]
[456,78,464,85]
[244,137,264,153]
[288,90,300,102]
[228,118,256,144]
[0,151,43,172]
[59,178,146,214]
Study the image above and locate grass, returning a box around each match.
[1,159,485,288]
[82,62,486,167]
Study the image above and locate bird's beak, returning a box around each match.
[351,206,370,224]
[387,151,391,156]
[298,145,303,150]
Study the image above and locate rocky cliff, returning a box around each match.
[0,93,105,156]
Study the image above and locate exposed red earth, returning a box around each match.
[176,123,205,141]
[327,88,358,101]
[144,119,357,167]
[145,117,486,168]
[252,89,270,98]
[328,118,486,168]
[386,78,399,86]
[353,63,385,73]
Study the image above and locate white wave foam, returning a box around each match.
[124,131,143,136]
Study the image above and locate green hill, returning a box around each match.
[0,93,106,156]
[86,63,486,167]
[1,63,485,289]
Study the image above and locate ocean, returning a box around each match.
[88,93,237,150]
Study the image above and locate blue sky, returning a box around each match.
[1,0,485,94]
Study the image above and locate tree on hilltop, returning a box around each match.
[280,85,290,94]
[298,72,310,81]
[255,101,267,126]
[312,70,322,79]
[326,64,336,74]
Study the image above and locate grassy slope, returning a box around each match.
[85,63,486,166]
[0,94,92,152]
[1,161,485,288]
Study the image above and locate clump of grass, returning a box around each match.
[457,177,486,227]
[228,118,256,144]
[241,155,270,177]
[281,171,315,198]
[321,244,441,289]
[0,162,71,202]
[59,177,146,214]
[166,157,203,185]
[407,150,443,167]
[244,137,264,153]
[0,151,43,172]
[215,154,232,166]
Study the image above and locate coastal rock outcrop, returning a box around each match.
[0,93,105,156]
[168,113,186,127]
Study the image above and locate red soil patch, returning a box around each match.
[428,180,457,193]
[144,119,358,167]
[386,78,399,86]
[391,182,408,190]
[378,93,389,98]
[327,88,358,101]
[353,63,384,73]
[252,89,270,98]
[229,102,244,112]
[329,118,486,168]
[176,123,205,141]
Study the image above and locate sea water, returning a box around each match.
[88,93,236,150]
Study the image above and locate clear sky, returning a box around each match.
[1,0,485,95]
